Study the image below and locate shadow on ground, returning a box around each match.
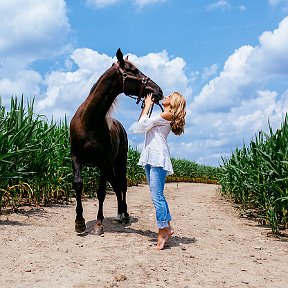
[80,217,196,249]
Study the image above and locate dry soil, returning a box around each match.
[1,183,288,288]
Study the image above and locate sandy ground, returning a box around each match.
[1,182,288,288]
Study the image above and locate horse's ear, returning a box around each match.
[116,48,124,66]
[125,55,129,60]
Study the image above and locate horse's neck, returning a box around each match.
[81,68,122,129]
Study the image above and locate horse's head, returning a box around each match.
[114,48,163,104]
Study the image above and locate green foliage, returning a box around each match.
[127,146,146,185]
[218,116,288,233]
[126,150,220,185]
[168,158,220,184]
[0,96,219,211]
[0,96,72,209]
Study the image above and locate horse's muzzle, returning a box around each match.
[152,87,164,103]
[152,93,163,103]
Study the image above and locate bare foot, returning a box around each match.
[156,227,172,250]
[168,222,174,236]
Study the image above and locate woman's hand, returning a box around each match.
[139,93,154,119]
[144,93,154,106]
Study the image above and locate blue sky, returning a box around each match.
[1,0,288,166]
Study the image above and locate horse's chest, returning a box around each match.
[82,139,110,156]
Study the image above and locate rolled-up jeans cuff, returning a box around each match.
[157,220,170,229]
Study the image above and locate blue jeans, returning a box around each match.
[145,165,172,229]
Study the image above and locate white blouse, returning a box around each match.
[130,114,173,175]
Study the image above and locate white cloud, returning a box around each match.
[186,16,288,165]
[230,90,282,133]
[85,0,166,8]
[192,17,288,114]
[207,1,247,12]
[0,0,71,82]
[37,49,192,120]
[239,5,247,11]
[132,0,167,8]
[269,0,288,5]
[207,1,231,11]
[0,0,71,104]
[201,64,218,80]
[4,11,288,167]
[268,0,288,10]
[192,45,255,112]
[181,88,288,166]
[0,0,70,58]
[1,0,288,167]
[128,51,192,98]
[85,0,120,8]
[0,70,42,105]
[37,49,113,116]
[256,17,288,73]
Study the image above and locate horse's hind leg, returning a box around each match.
[72,156,86,233]
[118,169,129,223]
[119,155,129,223]
[108,173,124,222]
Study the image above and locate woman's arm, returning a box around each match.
[139,93,154,119]
[130,93,168,134]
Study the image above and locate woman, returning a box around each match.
[130,92,186,250]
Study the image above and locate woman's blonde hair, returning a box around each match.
[169,92,186,135]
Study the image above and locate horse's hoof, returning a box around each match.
[75,218,86,233]
[115,213,130,224]
[91,225,104,235]
[115,214,123,223]
[121,214,130,224]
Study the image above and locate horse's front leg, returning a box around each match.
[92,170,107,235]
[114,179,129,224]
[72,156,86,233]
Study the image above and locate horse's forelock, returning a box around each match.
[124,59,137,70]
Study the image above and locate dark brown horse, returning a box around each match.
[70,49,163,234]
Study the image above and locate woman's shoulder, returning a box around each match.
[160,111,172,121]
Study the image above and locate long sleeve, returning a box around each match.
[129,114,174,175]
[129,115,167,134]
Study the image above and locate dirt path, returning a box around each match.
[1,183,287,288]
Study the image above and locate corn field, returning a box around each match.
[219,117,288,233]
[0,96,72,210]
[0,96,219,211]
[168,158,219,184]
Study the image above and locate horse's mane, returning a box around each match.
[88,65,119,118]
[89,65,119,130]
[106,115,122,139]
[106,97,118,121]
[85,63,123,136]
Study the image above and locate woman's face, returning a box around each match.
[162,95,171,106]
